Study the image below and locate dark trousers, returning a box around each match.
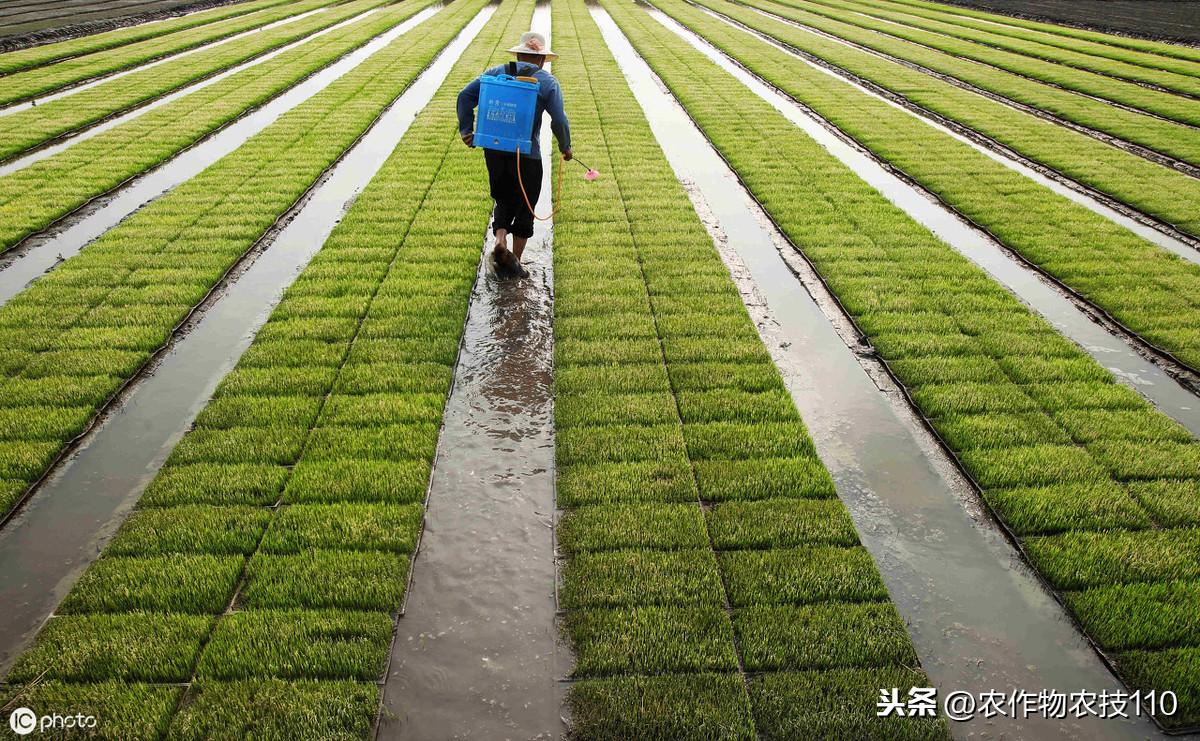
[484,148,542,239]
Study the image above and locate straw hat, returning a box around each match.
[508,31,558,60]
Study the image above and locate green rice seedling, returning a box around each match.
[107,505,270,556]
[735,602,917,671]
[240,550,409,611]
[960,444,1110,488]
[0,405,92,441]
[661,337,771,365]
[707,499,859,549]
[303,424,440,463]
[0,480,23,517]
[556,337,664,366]
[1054,409,1194,444]
[676,389,795,425]
[319,393,446,427]
[983,482,1150,536]
[167,679,379,740]
[908,382,1038,417]
[557,313,659,340]
[556,460,699,506]
[1066,581,1200,651]
[344,337,460,366]
[139,463,287,507]
[214,367,338,398]
[60,554,242,614]
[1024,529,1200,589]
[566,606,739,677]
[193,396,323,429]
[720,546,888,607]
[0,375,123,408]
[654,313,760,339]
[555,392,679,428]
[995,357,1113,384]
[560,549,725,609]
[0,440,64,480]
[556,363,672,396]
[7,613,211,682]
[19,349,148,379]
[558,503,708,553]
[1087,441,1200,481]
[1114,649,1200,729]
[750,668,948,740]
[667,361,787,393]
[196,609,394,680]
[165,426,308,466]
[1022,381,1148,412]
[567,673,755,740]
[684,421,815,460]
[1128,479,1200,527]
[0,681,179,741]
[933,412,1072,450]
[256,318,360,344]
[887,355,1006,386]
[332,362,453,396]
[870,332,977,358]
[262,503,422,553]
[694,456,837,502]
[283,460,431,504]
[557,424,688,466]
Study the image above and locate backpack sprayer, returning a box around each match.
[472,63,597,220]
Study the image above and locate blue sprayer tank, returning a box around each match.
[473,72,539,155]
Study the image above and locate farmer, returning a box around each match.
[457,31,572,277]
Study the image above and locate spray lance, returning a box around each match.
[472,66,598,221]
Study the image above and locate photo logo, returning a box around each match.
[8,707,36,735]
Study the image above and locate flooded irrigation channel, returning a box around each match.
[0,4,333,118]
[379,7,565,737]
[650,5,1200,439]
[596,7,1165,739]
[700,0,1200,261]
[0,5,441,308]
[0,8,491,672]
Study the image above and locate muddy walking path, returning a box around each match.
[595,7,1165,738]
[0,8,491,672]
[650,6,1200,439]
[0,7,439,309]
[378,7,564,736]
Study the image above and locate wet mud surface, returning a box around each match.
[0,6,438,309]
[935,0,1200,45]
[378,10,565,737]
[0,0,241,46]
[0,11,482,671]
[599,8,1167,739]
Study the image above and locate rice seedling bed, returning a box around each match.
[0,0,440,256]
[652,0,1200,376]
[553,1,945,737]
[0,0,486,526]
[792,0,1200,95]
[0,0,343,104]
[601,0,1200,727]
[0,0,300,77]
[760,0,1200,127]
[0,0,528,734]
[874,0,1200,65]
[826,0,1200,77]
[0,0,395,163]
[700,0,1200,246]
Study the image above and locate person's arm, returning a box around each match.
[545,79,572,158]
[457,77,481,146]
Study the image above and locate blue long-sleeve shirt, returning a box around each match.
[457,61,570,160]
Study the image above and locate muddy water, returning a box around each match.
[652,7,1200,438]
[0,8,492,675]
[0,6,440,309]
[595,8,1166,739]
[0,5,334,116]
[378,7,565,738]
[0,5,389,170]
[709,2,1200,264]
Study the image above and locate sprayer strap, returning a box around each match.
[507,60,517,77]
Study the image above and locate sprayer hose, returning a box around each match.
[516,148,564,222]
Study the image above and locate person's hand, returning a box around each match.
[562,148,573,161]
[461,132,474,148]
